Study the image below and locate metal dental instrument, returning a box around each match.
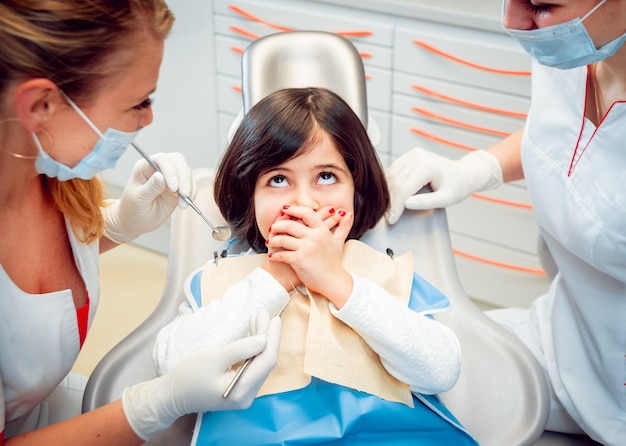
[130,142,232,241]
[222,285,296,399]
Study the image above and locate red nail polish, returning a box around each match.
[265,240,269,245]
[338,210,346,216]
[268,225,272,233]
[283,205,290,210]
[329,208,335,214]
[268,252,273,258]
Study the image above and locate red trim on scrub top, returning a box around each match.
[76,293,90,349]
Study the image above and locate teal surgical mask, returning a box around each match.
[504,0,626,69]
[34,91,140,181]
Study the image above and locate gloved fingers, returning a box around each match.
[179,172,198,210]
[250,310,270,336]
[404,190,454,210]
[215,334,268,368]
[134,170,168,203]
[151,152,194,198]
[231,316,281,395]
[385,148,433,224]
[386,168,433,224]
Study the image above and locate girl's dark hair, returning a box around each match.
[214,87,390,252]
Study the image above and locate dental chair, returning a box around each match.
[83,31,595,445]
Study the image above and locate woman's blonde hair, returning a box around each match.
[0,0,175,243]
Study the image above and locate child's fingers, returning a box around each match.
[332,210,353,241]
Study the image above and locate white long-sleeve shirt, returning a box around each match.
[154,265,460,396]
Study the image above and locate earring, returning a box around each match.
[0,118,54,159]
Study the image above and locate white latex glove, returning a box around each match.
[122,311,281,441]
[102,152,196,244]
[385,148,503,224]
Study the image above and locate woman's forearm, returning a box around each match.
[5,400,142,446]
[488,127,525,183]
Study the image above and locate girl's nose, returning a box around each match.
[294,186,320,210]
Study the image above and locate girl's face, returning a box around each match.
[254,130,355,241]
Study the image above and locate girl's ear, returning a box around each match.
[14,78,63,132]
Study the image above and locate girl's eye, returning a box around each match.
[134,97,154,110]
[269,175,289,188]
[317,172,337,185]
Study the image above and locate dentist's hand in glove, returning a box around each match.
[385,147,503,224]
[122,310,281,441]
[102,152,197,244]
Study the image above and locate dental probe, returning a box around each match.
[222,286,296,399]
[130,142,232,242]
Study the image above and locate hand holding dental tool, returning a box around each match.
[130,142,232,241]
[102,149,200,244]
[123,310,281,440]
[222,285,296,398]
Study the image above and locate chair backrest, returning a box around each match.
[362,206,549,445]
[241,30,368,129]
[83,30,550,446]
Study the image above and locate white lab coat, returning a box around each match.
[0,220,99,438]
[489,59,626,446]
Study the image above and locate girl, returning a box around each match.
[154,87,477,445]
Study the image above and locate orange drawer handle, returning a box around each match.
[411,106,511,137]
[335,30,374,38]
[231,85,242,93]
[453,249,546,275]
[411,84,528,119]
[229,5,374,39]
[409,127,478,152]
[413,40,531,76]
[229,4,293,32]
[230,45,244,55]
[230,25,259,40]
[470,192,533,210]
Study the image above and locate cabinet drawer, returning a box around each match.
[214,0,394,47]
[215,34,248,77]
[216,74,243,115]
[391,114,501,158]
[451,233,551,308]
[365,66,392,112]
[393,90,523,140]
[394,72,528,127]
[447,189,538,255]
[214,14,394,72]
[394,24,531,96]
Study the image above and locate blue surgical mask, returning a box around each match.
[34,91,140,181]
[504,0,626,69]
